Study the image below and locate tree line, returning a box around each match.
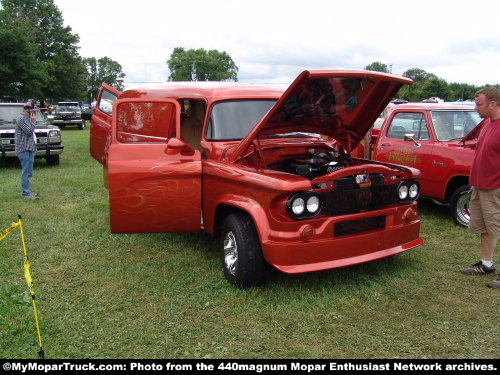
[365,62,500,102]
[1,1,493,105]
[0,0,238,105]
[0,0,125,104]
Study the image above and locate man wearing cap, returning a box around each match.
[15,101,38,199]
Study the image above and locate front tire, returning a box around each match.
[220,212,269,288]
[449,185,471,227]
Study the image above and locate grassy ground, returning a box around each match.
[0,127,499,359]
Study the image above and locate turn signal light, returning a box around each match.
[301,225,315,240]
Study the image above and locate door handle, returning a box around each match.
[381,143,390,146]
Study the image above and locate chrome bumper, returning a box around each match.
[1,145,64,158]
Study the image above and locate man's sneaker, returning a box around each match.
[22,194,37,200]
[487,278,500,289]
[460,261,496,275]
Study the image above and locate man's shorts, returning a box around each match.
[468,187,500,239]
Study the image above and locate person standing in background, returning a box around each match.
[15,100,38,200]
[460,87,500,289]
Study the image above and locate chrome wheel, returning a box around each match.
[455,191,471,226]
[223,231,238,276]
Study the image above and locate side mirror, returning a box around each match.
[404,133,421,147]
[403,133,416,142]
[165,138,195,156]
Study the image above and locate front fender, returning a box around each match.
[212,194,270,243]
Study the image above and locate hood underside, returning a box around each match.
[231,70,412,162]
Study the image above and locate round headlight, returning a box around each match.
[409,183,419,199]
[398,185,408,200]
[291,197,305,215]
[306,195,320,213]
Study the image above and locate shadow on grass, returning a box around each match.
[0,158,19,169]
[155,229,419,291]
[0,157,61,170]
[269,254,417,289]
[418,197,451,224]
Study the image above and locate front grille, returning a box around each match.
[36,131,48,144]
[335,216,386,236]
[0,132,49,145]
[322,184,397,216]
[334,177,357,190]
[370,173,385,186]
[1,132,14,145]
[57,113,78,119]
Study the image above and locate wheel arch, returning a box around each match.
[212,198,270,243]
[445,175,469,202]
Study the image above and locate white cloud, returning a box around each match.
[55,0,500,86]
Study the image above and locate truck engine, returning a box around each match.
[284,150,351,179]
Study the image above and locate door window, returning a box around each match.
[387,112,429,140]
[98,90,118,115]
[116,102,176,143]
[431,110,481,141]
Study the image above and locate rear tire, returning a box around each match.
[449,185,471,227]
[78,121,86,130]
[220,212,269,288]
[46,154,60,166]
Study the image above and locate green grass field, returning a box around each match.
[0,127,499,359]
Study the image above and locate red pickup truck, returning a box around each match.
[90,70,423,287]
[353,102,482,227]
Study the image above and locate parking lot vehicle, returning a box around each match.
[52,101,86,129]
[352,102,483,227]
[90,70,423,287]
[81,104,93,121]
[0,103,64,165]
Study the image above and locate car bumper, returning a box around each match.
[262,204,423,274]
[1,144,64,158]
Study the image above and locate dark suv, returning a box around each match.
[51,101,85,129]
[0,103,64,166]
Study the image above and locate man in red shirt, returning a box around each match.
[461,87,500,289]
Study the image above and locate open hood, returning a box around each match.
[231,70,412,162]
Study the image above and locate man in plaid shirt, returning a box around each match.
[15,101,38,199]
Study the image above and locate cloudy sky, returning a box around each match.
[55,0,500,88]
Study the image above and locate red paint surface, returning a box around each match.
[368,103,479,201]
[90,71,424,274]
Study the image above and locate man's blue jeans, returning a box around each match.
[17,151,35,196]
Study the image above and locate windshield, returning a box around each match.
[57,103,80,110]
[206,100,276,141]
[431,110,481,141]
[0,106,45,127]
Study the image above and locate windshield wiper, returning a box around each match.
[262,132,319,139]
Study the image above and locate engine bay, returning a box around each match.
[257,145,354,180]
[283,149,351,179]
